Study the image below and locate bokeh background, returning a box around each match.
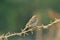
[0,0,60,40]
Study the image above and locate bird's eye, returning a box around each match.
[26,25,29,26]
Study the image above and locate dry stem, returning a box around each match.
[0,18,60,40]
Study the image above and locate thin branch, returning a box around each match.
[0,18,60,40]
[42,18,60,28]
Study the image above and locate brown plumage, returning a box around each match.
[23,15,39,31]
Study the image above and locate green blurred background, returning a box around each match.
[0,0,60,40]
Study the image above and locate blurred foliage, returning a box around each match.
[0,0,60,40]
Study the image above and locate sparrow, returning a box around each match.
[23,15,39,31]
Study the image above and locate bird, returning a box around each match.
[23,15,39,31]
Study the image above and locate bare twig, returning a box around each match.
[42,18,60,28]
[0,18,60,40]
